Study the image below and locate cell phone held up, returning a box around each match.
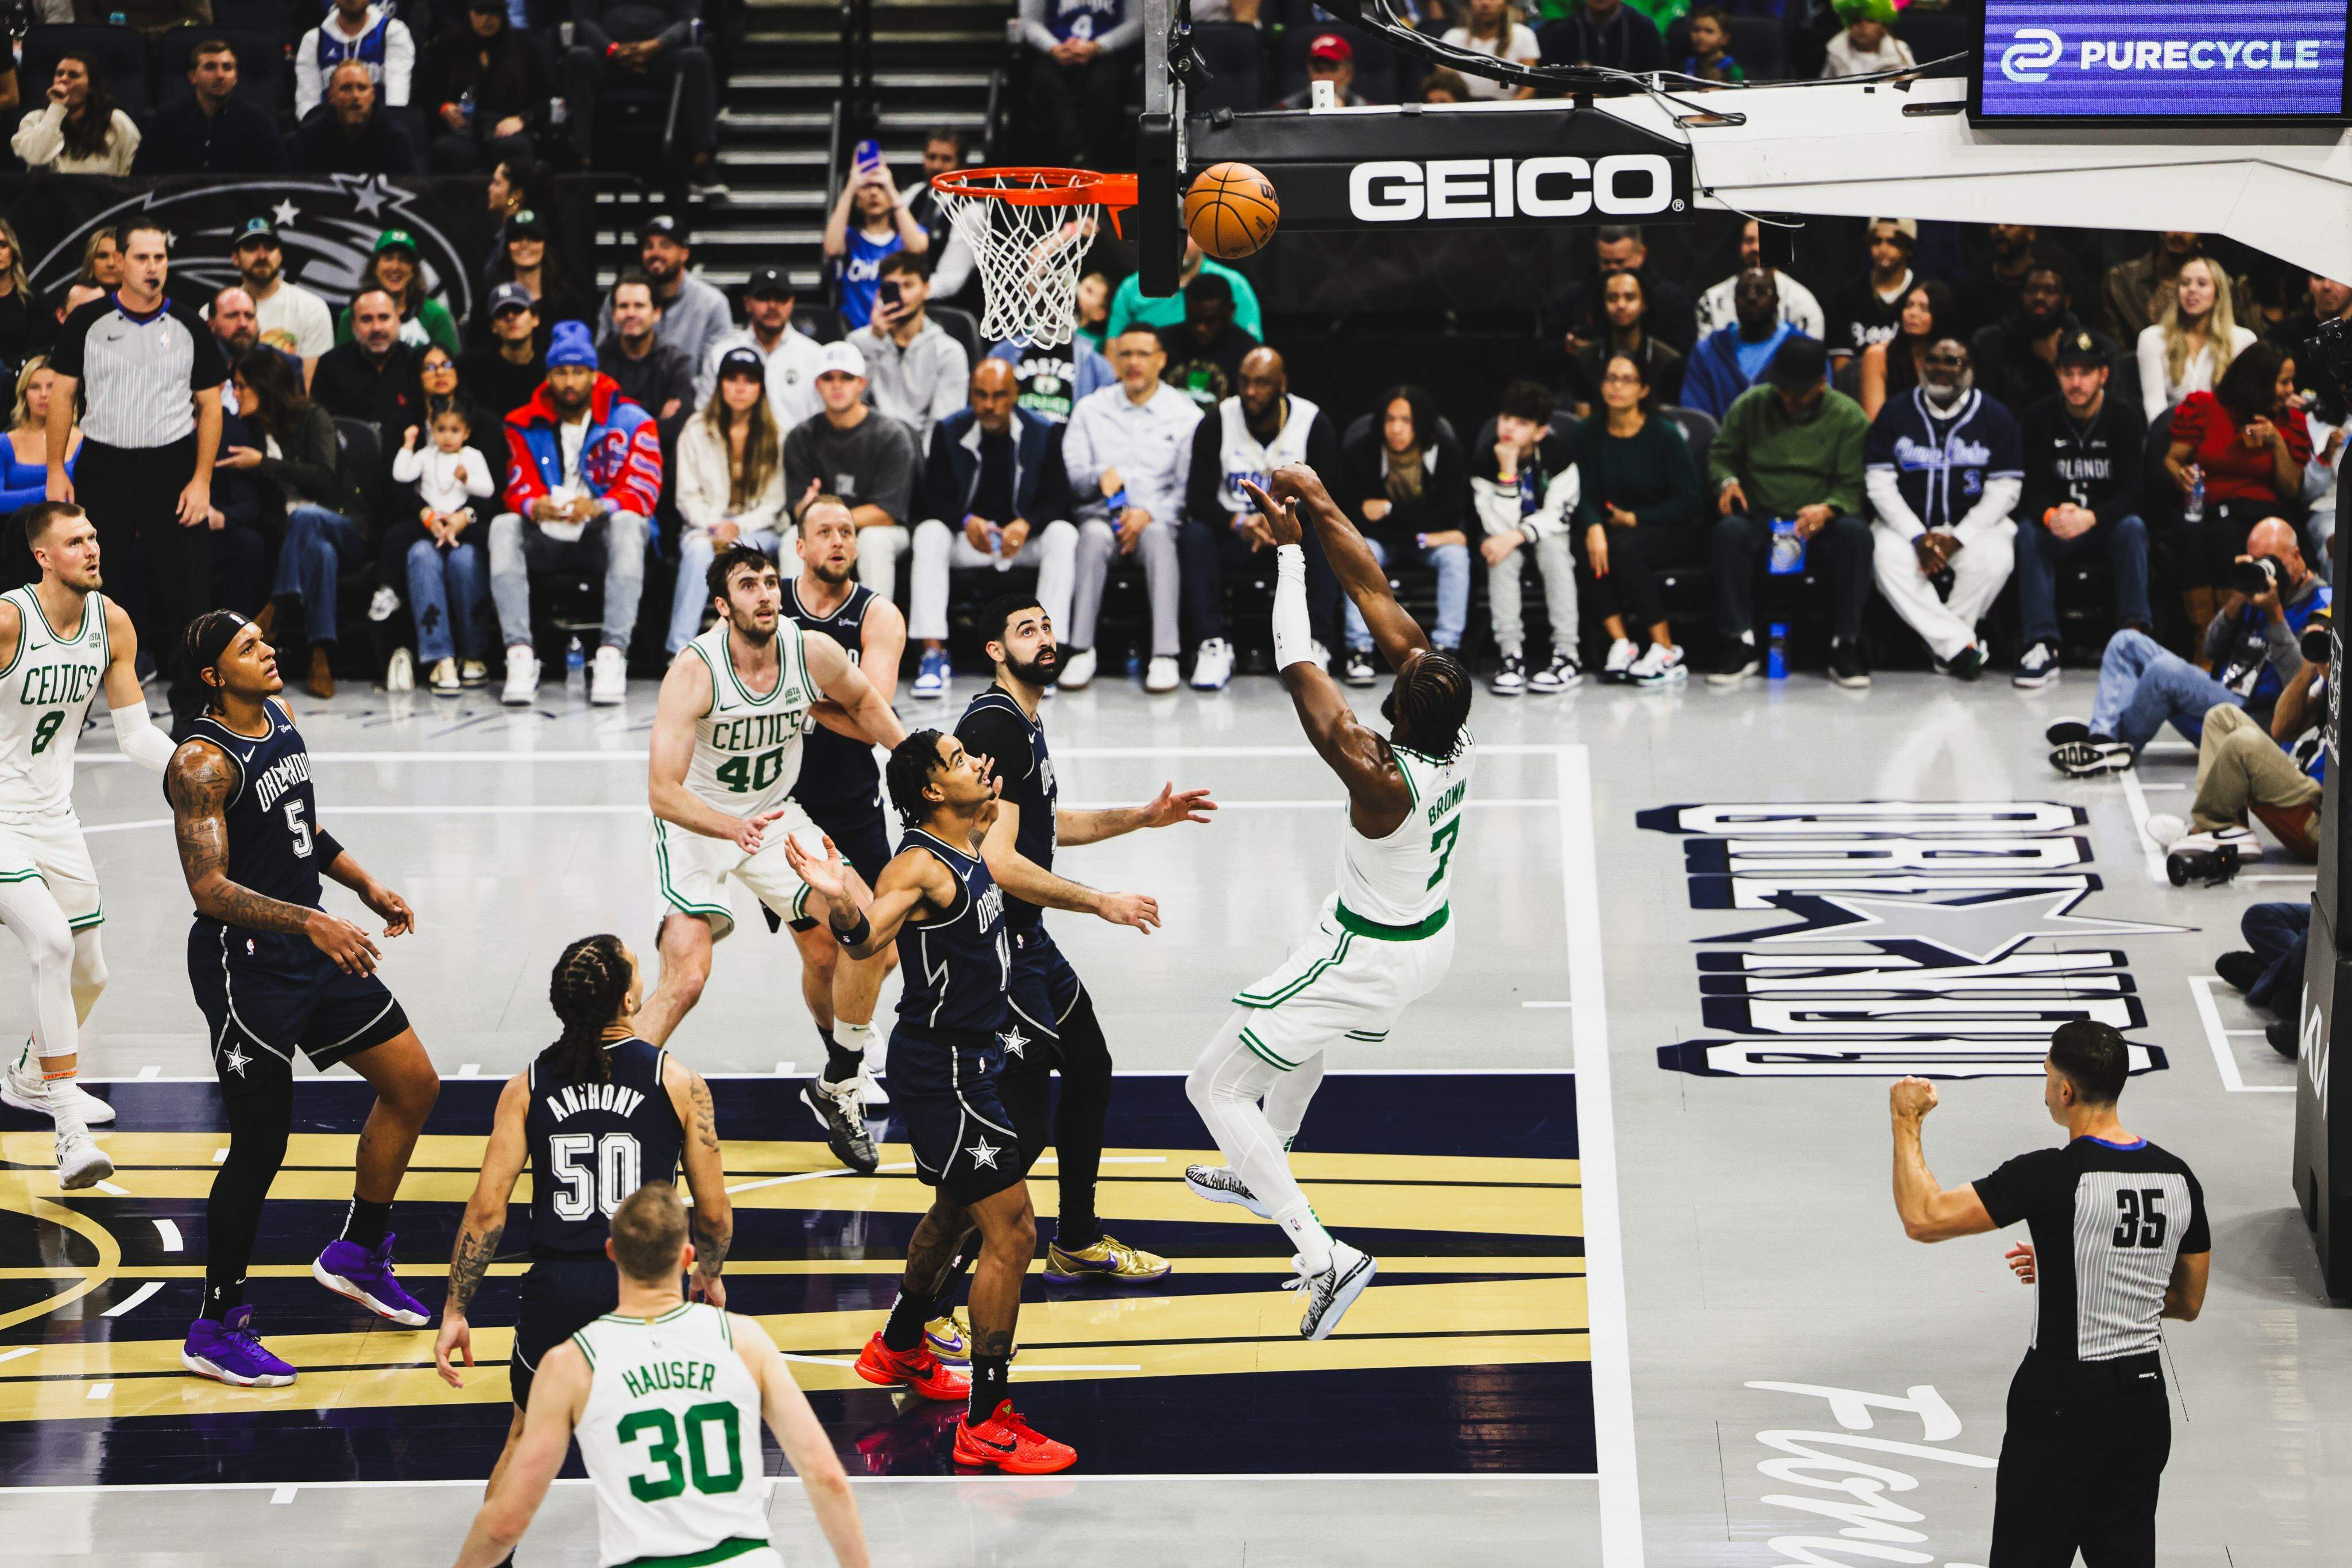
[853,138,882,176]
[876,278,902,312]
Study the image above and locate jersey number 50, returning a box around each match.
[549,1130,643,1221]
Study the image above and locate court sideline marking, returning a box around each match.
[2184,974,2296,1094]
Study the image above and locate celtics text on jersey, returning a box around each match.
[682,620,817,815]
[0,585,109,820]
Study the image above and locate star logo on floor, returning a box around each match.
[222,1044,251,1078]
[966,1137,1001,1169]
[999,1026,1028,1060]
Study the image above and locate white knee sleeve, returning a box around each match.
[71,928,108,1023]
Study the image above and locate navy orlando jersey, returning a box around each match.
[524,1038,684,1257]
[955,686,1054,930]
[895,828,1010,1033]
[785,578,882,814]
[174,699,326,914]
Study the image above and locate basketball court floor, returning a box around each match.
[2,667,2346,1564]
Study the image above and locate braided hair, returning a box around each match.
[1388,648,1472,761]
[536,934,633,1086]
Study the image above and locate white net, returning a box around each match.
[931,171,1113,349]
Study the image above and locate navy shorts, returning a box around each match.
[888,1020,1024,1206]
[512,1257,618,1411]
[786,793,895,931]
[188,921,410,1101]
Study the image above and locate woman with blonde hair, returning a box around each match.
[666,346,786,653]
[0,355,79,514]
[1439,0,1539,100]
[0,219,40,373]
[2137,254,2256,421]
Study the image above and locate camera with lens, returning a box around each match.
[2307,317,2352,409]
[2231,553,2288,595]
[2303,605,2334,665]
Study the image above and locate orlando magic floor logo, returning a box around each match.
[1641,799,2183,1079]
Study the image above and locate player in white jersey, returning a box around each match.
[1183,465,1475,1340]
[636,544,907,1114]
[449,1182,871,1568]
[0,502,180,1187]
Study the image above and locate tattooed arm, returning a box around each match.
[667,1057,733,1307]
[167,740,384,975]
[436,1074,530,1387]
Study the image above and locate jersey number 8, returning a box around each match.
[549,1130,643,1221]
[29,710,64,756]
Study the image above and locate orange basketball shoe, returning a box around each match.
[854,1333,970,1401]
[953,1399,1078,1474]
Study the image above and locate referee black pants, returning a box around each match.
[78,437,210,722]
[1991,1352,2171,1567]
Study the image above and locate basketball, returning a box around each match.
[1183,162,1281,260]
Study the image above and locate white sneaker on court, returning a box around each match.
[590,646,627,706]
[502,647,540,706]
[1144,656,1181,693]
[1059,648,1098,690]
[1286,1242,1376,1341]
[55,1125,112,1190]
[1184,1163,1270,1218]
[4,1056,115,1124]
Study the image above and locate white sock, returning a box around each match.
[1276,1201,1334,1275]
[838,1019,873,1058]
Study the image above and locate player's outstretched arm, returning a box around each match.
[786,839,941,958]
[437,1073,529,1385]
[449,1342,590,1568]
[806,629,909,753]
[167,741,384,973]
[1274,462,1429,672]
[1242,479,1414,822]
[665,1057,734,1306]
[736,1315,872,1568]
[97,599,175,770]
[1058,781,1216,847]
[649,651,789,849]
[977,793,1159,931]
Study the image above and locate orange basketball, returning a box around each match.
[1183,162,1281,261]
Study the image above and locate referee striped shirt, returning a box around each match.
[1974,1135,2210,1365]
[51,292,226,449]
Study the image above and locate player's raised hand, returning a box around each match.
[1139,781,1216,828]
[433,1313,473,1387]
[363,881,415,938]
[783,833,848,899]
[1269,463,1330,506]
[734,806,789,855]
[1239,479,1301,547]
[974,760,1004,835]
[690,1272,727,1308]
[2004,1242,2036,1285]
[1096,891,1160,932]
[304,910,381,974]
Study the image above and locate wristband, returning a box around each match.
[1107,488,1130,511]
[830,911,872,949]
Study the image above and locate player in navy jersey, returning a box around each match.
[165,610,442,1387]
[786,730,1076,1474]
[780,504,907,1157]
[433,934,731,1507]
[955,590,1214,1284]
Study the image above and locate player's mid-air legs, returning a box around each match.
[1184,466,1474,1339]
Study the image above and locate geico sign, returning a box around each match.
[1347,154,1676,222]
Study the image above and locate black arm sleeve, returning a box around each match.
[1972,1147,2063,1230]
[2181,1167,2211,1253]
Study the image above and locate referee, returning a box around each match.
[47,220,227,726]
[1889,1020,2210,1566]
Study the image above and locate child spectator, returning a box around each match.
[1821,0,1913,79]
[1682,6,1745,83]
[392,407,496,694]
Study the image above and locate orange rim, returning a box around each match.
[930,166,1139,210]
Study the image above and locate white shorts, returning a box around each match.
[1230,893,1454,1069]
[651,804,822,942]
[0,812,102,931]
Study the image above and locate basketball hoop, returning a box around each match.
[929,167,1138,349]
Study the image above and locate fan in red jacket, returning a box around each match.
[489,320,664,707]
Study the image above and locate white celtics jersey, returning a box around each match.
[683,620,817,816]
[1336,732,1475,928]
[572,1303,772,1568]
[0,585,108,820]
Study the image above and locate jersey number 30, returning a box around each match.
[2111,1188,2169,1249]
[549,1131,643,1221]
[617,1400,744,1501]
